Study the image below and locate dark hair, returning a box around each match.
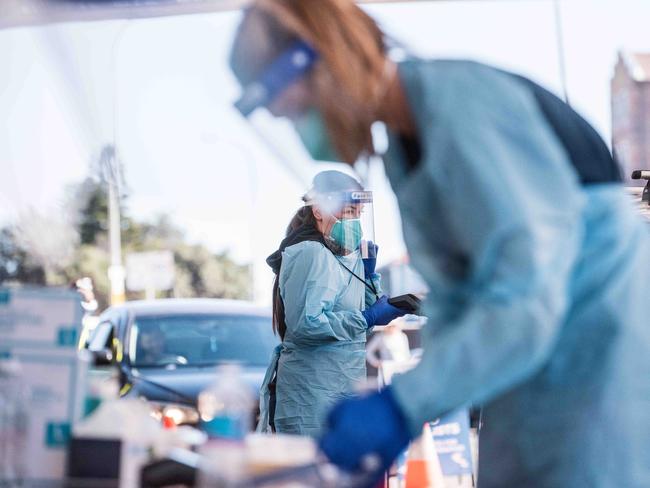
[272,206,319,340]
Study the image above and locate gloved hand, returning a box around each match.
[362,241,378,278]
[319,387,412,478]
[362,295,406,328]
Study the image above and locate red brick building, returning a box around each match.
[611,51,650,184]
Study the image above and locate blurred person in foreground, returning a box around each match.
[229,1,650,486]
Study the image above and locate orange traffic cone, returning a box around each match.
[405,423,445,488]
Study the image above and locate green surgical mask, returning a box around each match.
[294,109,340,162]
[330,219,363,251]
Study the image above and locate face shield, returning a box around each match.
[234,40,341,170]
[234,40,317,118]
[306,190,375,258]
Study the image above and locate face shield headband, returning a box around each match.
[235,40,319,117]
[304,190,375,257]
[303,190,373,211]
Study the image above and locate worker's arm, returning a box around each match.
[364,272,382,308]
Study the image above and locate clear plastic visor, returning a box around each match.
[306,191,375,258]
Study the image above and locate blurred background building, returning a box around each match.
[611,51,650,183]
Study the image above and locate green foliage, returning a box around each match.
[0,178,252,308]
[0,227,46,285]
[76,178,109,246]
[173,244,251,300]
[68,244,112,310]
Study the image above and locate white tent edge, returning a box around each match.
[1,0,471,29]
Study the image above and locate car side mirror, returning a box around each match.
[91,348,114,366]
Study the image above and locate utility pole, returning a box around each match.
[553,0,570,105]
[100,145,126,305]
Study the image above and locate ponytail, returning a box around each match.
[271,207,320,339]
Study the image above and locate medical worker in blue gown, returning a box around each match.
[230,1,650,486]
[257,170,407,437]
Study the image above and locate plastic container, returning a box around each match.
[196,364,254,487]
[198,364,254,441]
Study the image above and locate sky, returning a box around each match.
[2,0,650,303]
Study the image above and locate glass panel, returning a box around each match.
[130,314,277,367]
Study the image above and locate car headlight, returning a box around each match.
[148,401,200,427]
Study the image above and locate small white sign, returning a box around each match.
[126,250,175,292]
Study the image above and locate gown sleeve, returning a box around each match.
[390,63,585,435]
[365,272,383,308]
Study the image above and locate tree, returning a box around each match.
[0,227,46,285]
[0,178,253,308]
[11,207,79,285]
[173,244,251,300]
[75,177,109,246]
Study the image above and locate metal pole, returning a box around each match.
[102,145,126,305]
[553,0,570,104]
[105,22,131,305]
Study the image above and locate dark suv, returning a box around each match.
[84,298,278,426]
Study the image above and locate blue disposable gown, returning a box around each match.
[257,241,381,437]
[385,60,650,486]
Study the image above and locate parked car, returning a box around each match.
[84,298,278,426]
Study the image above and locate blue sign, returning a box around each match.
[429,409,473,476]
[57,326,78,347]
[45,422,71,447]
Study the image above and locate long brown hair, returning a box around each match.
[272,206,319,339]
[230,0,388,164]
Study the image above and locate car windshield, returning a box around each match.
[129,314,278,368]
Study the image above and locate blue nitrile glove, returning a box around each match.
[319,387,412,478]
[362,295,405,328]
[362,241,378,278]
